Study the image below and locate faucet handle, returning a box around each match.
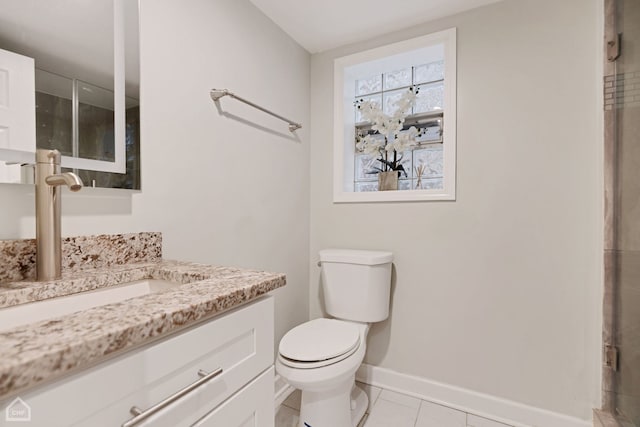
[36,149,61,165]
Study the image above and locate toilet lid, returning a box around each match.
[279,318,360,363]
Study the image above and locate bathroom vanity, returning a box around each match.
[0,232,284,427]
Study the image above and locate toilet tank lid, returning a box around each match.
[319,249,393,265]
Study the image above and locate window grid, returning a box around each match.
[354,61,445,192]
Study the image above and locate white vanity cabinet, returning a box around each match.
[0,48,36,165]
[11,296,275,427]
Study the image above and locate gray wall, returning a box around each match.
[309,0,602,420]
[0,0,311,353]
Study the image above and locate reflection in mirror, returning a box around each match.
[72,96,140,190]
[0,0,140,189]
[77,80,116,162]
[35,70,73,157]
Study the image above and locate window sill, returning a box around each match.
[333,188,455,203]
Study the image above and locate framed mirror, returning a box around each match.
[0,0,140,189]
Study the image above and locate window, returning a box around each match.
[354,62,445,192]
[333,29,456,202]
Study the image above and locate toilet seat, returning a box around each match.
[279,318,361,369]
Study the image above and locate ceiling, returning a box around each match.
[249,0,501,53]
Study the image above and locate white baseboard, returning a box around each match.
[274,374,296,409]
[356,364,591,427]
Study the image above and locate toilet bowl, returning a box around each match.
[276,249,393,427]
[276,319,369,427]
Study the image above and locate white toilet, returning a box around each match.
[276,249,393,427]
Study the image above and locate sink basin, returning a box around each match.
[0,279,181,332]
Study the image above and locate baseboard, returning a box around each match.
[274,373,296,409]
[356,364,591,427]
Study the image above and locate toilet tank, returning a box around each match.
[319,249,393,323]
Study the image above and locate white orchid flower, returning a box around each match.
[357,100,382,121]
[356,87,420,161]
[388,116,404,135]
[387,126,418,153]
[361,108,384,125]
[392,88,418,115]
[356,134,384,155]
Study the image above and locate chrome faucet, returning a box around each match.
[35,149,83,281]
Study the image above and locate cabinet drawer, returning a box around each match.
[192,367,274,427]
[15,296,274,427]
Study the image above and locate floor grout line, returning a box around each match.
[276,382,517,427]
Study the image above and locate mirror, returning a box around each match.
[0,0,140,189]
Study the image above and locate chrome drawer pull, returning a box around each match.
[122,367,224,427]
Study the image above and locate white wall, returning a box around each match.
[0,0,311,349]
[309,0,602,421]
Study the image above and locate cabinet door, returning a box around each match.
[8,297,274,427]
[193,367,274,427]
[0,48,35,164]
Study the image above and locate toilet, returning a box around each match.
[276,249,393,427]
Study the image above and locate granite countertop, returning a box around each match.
[0,259,286,399]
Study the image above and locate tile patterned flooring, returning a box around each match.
[276,382,515,427]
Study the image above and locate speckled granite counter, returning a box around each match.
[0,234,285,399]
[0,232,162,283]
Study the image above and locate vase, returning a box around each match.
[378,171,398,191]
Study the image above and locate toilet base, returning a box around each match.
[298,376,368,427]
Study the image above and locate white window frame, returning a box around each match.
[333,28,457,203]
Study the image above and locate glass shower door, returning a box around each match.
[606,0,640,425]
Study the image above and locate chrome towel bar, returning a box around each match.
[210,88,302,132]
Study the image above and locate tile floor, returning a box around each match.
[276,382,515,427]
